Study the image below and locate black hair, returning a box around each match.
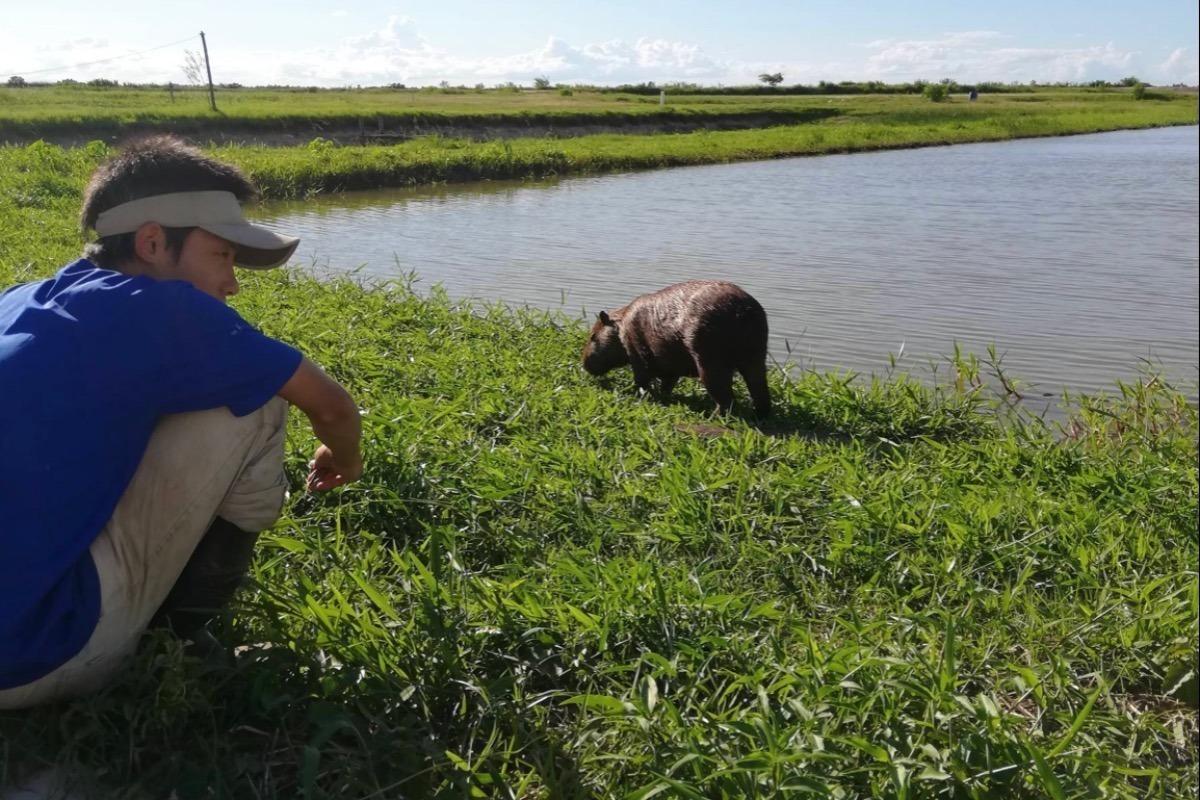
[80,135,258,267]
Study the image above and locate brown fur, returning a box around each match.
[582,280,771,417]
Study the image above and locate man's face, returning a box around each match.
[172,228,240,303]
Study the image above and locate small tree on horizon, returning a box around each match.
[533,75,551,90]
[923,82,949,102]
[758,72,784,88]
[7,75,27,87]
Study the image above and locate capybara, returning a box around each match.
[582,280,771,418]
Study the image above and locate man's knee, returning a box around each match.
[216,397,290,533]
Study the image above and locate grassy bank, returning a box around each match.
[1,142,1198,797]
[1,85,1193,144]
[221,98,1197,197]
[2,85,868,141]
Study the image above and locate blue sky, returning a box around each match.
[2,0,1197,86]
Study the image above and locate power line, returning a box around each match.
[2,34,199,78]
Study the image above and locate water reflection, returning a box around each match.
[255,126,1200,406]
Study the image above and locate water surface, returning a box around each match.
[256,126,1200,406]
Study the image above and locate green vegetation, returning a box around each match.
[0,85,1194,144]
[1,134,1197,797]
[0,84,825,140]
[923,83,950,103]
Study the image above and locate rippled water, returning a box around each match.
[256,126,1199,405]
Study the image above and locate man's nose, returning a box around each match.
[223,270,240,298]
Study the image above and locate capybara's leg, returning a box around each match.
[699,366,735,414]
[739,361,772,419]
[628,353,653,394]
[659,375,679,399]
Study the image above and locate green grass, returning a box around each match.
[0,85,857,139]
[0,85,1193,143]
[0,139,1197,798]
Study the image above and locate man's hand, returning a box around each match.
[279,357,363,493]
[307,444,363,492]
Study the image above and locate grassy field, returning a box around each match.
[0,136,1197,797]
[0,84,1194,141]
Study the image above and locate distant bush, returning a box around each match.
[600,79,1027,96]
[7,75,26,87]
[1119,76,1141,87]
[558,87,574,96]
[387,83,407,90]
[923,83,949,102]
[87,78,119,88]
[1132,82,1147,100]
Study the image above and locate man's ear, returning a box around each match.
[133,222,169,266]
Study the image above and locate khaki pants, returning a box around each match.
[0,399,288,710]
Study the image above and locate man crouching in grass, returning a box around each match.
[0,135,362,709]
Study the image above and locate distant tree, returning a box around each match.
[1119,75,1140,87]
[1132,81,1147,100]
[758,72,784,88]
[182,49,205,85]
[6,75,26,87]
[533,75,551,90]
[923,82,949,102]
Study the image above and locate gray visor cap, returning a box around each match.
[93,190,299,269]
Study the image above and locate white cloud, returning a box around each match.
[345,15,426,50]
[1158,47,1199,84]
[234,25,736,86]
[862,33,1135,83]
[2,19,1192,88]
[37,36,110,52]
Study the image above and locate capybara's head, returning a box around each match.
[581,310,628,375]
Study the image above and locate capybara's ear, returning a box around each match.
[598,310,611,325]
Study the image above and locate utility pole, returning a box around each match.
[199,31,217,112]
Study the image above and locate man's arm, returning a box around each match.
[277,357,362,492]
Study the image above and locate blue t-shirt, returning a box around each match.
[0,259,302,689]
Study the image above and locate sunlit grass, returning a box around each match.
[0,137,1196,798]
[1,85,1194,144]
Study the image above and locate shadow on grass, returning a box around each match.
[0,627,590,799]
[592,376,857,444]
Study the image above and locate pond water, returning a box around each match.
[255,125,1199,407]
